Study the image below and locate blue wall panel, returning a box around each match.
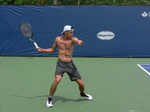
[1,5,150,57]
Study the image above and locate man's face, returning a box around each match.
[64,30,74,38]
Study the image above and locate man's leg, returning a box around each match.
[49,75,62,97]
[46,75,62,107]
[76,79,93,100]
[75,79,85,93]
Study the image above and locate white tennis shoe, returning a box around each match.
[80,93,93,100]
[46,100,53,108]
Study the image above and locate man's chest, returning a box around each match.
[57,40,74,49]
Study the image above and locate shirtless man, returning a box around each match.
[36,25,93,108]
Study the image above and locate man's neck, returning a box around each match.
[62,35,71,40]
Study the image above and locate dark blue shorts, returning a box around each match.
[55,60,81,81]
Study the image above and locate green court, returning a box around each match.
[1,57,150,112]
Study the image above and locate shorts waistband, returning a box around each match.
[58,60,72,63]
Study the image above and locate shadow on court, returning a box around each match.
[10,95,86,104]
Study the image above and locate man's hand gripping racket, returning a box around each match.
[19,22,39,48]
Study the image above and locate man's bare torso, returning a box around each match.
[56,36,75,62]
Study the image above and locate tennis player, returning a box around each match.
[36,25,93,108]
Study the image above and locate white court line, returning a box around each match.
[137,64,150,75]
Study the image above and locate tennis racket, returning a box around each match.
[19,22,39,48]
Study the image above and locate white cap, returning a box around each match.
[61,25,74,34]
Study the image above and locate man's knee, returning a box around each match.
[76,79,84,86]
[54,75,62,84]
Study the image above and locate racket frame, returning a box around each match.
[20,22,39,48]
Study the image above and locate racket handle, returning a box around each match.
[33,42,39,48]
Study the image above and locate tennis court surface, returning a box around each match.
[1,57,150,112]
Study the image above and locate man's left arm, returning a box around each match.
[73,37,84,45]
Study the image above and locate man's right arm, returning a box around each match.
[36,39,58,53]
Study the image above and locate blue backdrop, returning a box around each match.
[1,5,150,57]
